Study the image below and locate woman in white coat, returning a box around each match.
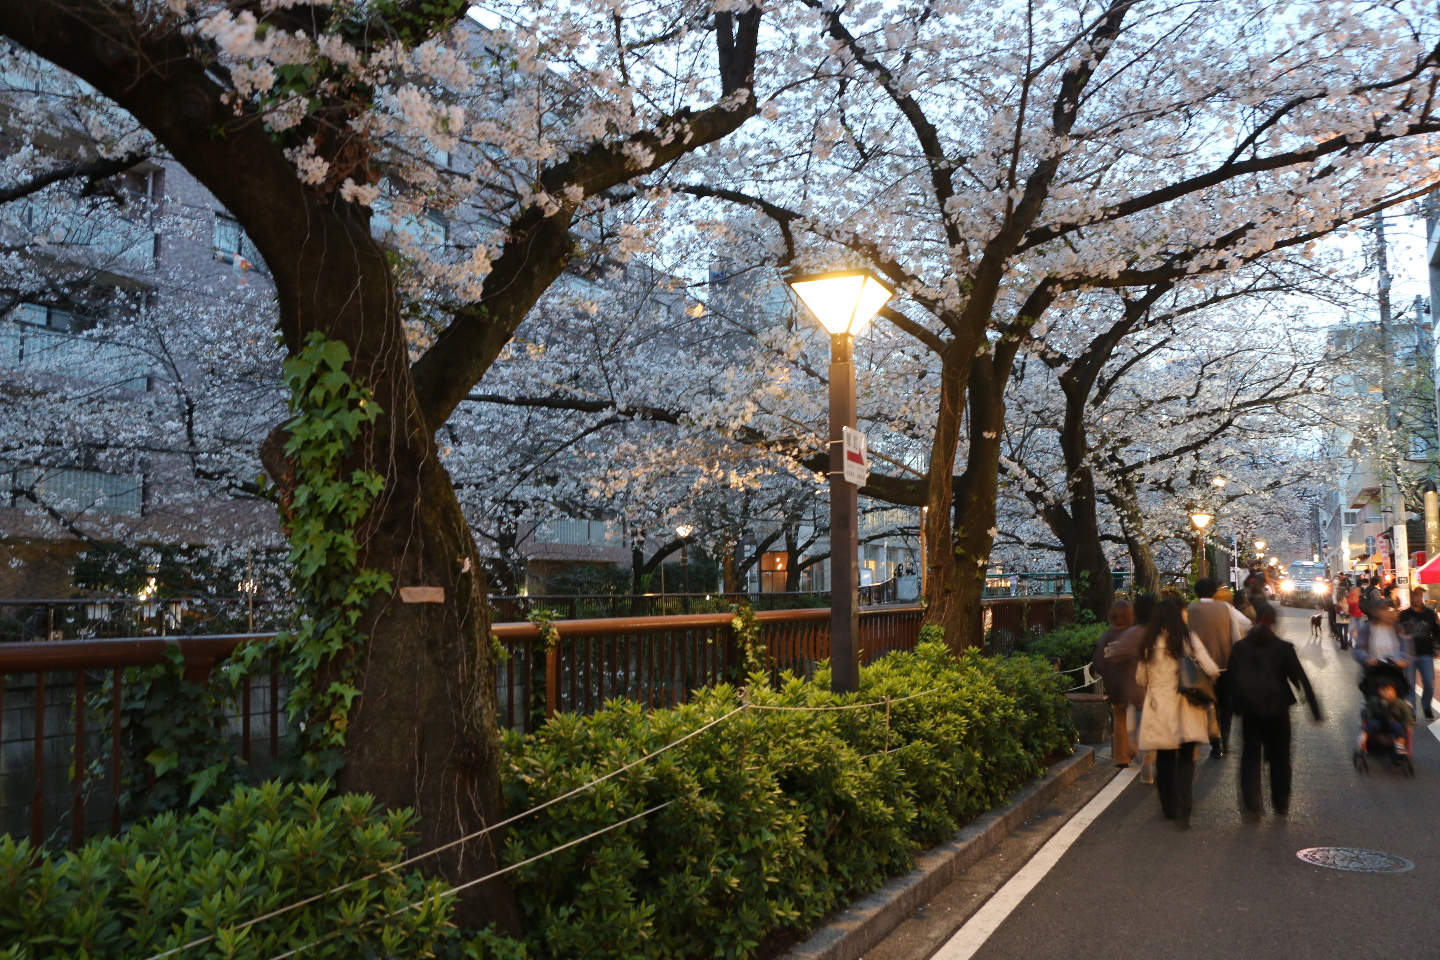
[1135,597,1221,828]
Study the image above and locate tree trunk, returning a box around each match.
[632,543,648,595]
[722,541,739,593]
[921,344,971,638]
[1058,476,1115,622]
[256,207,516,930]
[1110,478,1161,594]
[784,525,802,592]
[933,351,1011,651]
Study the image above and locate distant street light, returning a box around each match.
[675,524,693,594]
[1254,539,1266,552]
[1212,476,1227,488]
[788,269,894,693]
[1190,511,1214,579]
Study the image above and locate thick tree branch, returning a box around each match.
[0,151,149,204]
[410,9,764,430]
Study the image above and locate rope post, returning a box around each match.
[544,639,559,720]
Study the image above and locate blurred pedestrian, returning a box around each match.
[1228,602,1322,817]
[1106,593,1156,776]
[1094,599,1137,766]
[1136,597,1221,828]
[1400,586,1438,719]
[1354,597,1414,714]
[1188,578,1238,758]
[1214,585,1253,639]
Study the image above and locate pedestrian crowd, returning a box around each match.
[1093,576,1325,827]
[1094,567,1440,825]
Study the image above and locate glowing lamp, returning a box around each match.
[788,270,894,336]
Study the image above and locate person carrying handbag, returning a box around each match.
[1135,597,1221,829]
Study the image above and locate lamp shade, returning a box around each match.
[788,270,895,335]
[675,524,694,539]
[1190,512,1213,530]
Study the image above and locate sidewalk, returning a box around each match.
[883,608,1437,960]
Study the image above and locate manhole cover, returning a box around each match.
[1296,847,1414,873]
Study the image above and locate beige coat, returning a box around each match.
[1135,631,1221,750]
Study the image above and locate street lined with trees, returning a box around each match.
[2,0,1440,956]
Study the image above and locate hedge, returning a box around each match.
[1011,622,1107,673]
[499,640,1074,960]
[0,642,1072,960]
[0,782,514,960]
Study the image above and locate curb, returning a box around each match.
[778,745,1098,960]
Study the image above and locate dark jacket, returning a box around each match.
[1228,625,1322,721]
[1093,627,1127,705]
[1399,605,1438,657]
[1098,623,1147,708]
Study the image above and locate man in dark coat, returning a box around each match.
[1228,602,1323,816]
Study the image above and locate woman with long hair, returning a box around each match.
[1135,597,1221,827]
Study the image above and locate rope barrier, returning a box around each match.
[744,688,937,710]
[259,802,674,960]
[142,707,745,960]
[145,687,941,959]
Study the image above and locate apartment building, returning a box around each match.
[1320,287,1438,584]
[0,156,284,598]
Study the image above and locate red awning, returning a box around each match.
[1416,554,1440,585]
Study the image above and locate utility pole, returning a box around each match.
[1376,214,1411,600]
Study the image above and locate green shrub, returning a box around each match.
[3,645,1071,960]
[500,641,1073,960]
[0,781,511,960]
[1012,622,1106,672]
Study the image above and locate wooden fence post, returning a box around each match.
[545,641,559,719]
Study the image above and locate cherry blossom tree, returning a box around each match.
[667,0,1440,643]
[1,0,770,925]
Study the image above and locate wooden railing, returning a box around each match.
[0,597,1075,846]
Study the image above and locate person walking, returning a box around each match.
[1354,596,1414,707]
[1188,577,1237,758]
[1136,597,1221,828]
[1360,575,1384,617]
[1227,602,1322,817]
[1105,593,1156,776]
[1399,586,1438,719]
[1093,599,1138,766]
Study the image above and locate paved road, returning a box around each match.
[968,607,1440,960]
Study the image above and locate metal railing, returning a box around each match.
[1,595,1078,846]
[982,571,1133,598]
[487,591,832,623]
[0,635,286,848]
[0,597,294,643]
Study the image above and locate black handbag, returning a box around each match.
[1177,644,1216,706]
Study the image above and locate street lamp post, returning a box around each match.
[675,524,693,596]
[788,269,894,693]
[1190,511,1214,580]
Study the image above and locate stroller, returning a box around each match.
[1354,660,1415,776]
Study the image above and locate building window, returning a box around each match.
[1343,510,1360,526]
[8,465,143,516]
[213,214,266,272]
[534,518,618,545]
[11,303,88,332]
